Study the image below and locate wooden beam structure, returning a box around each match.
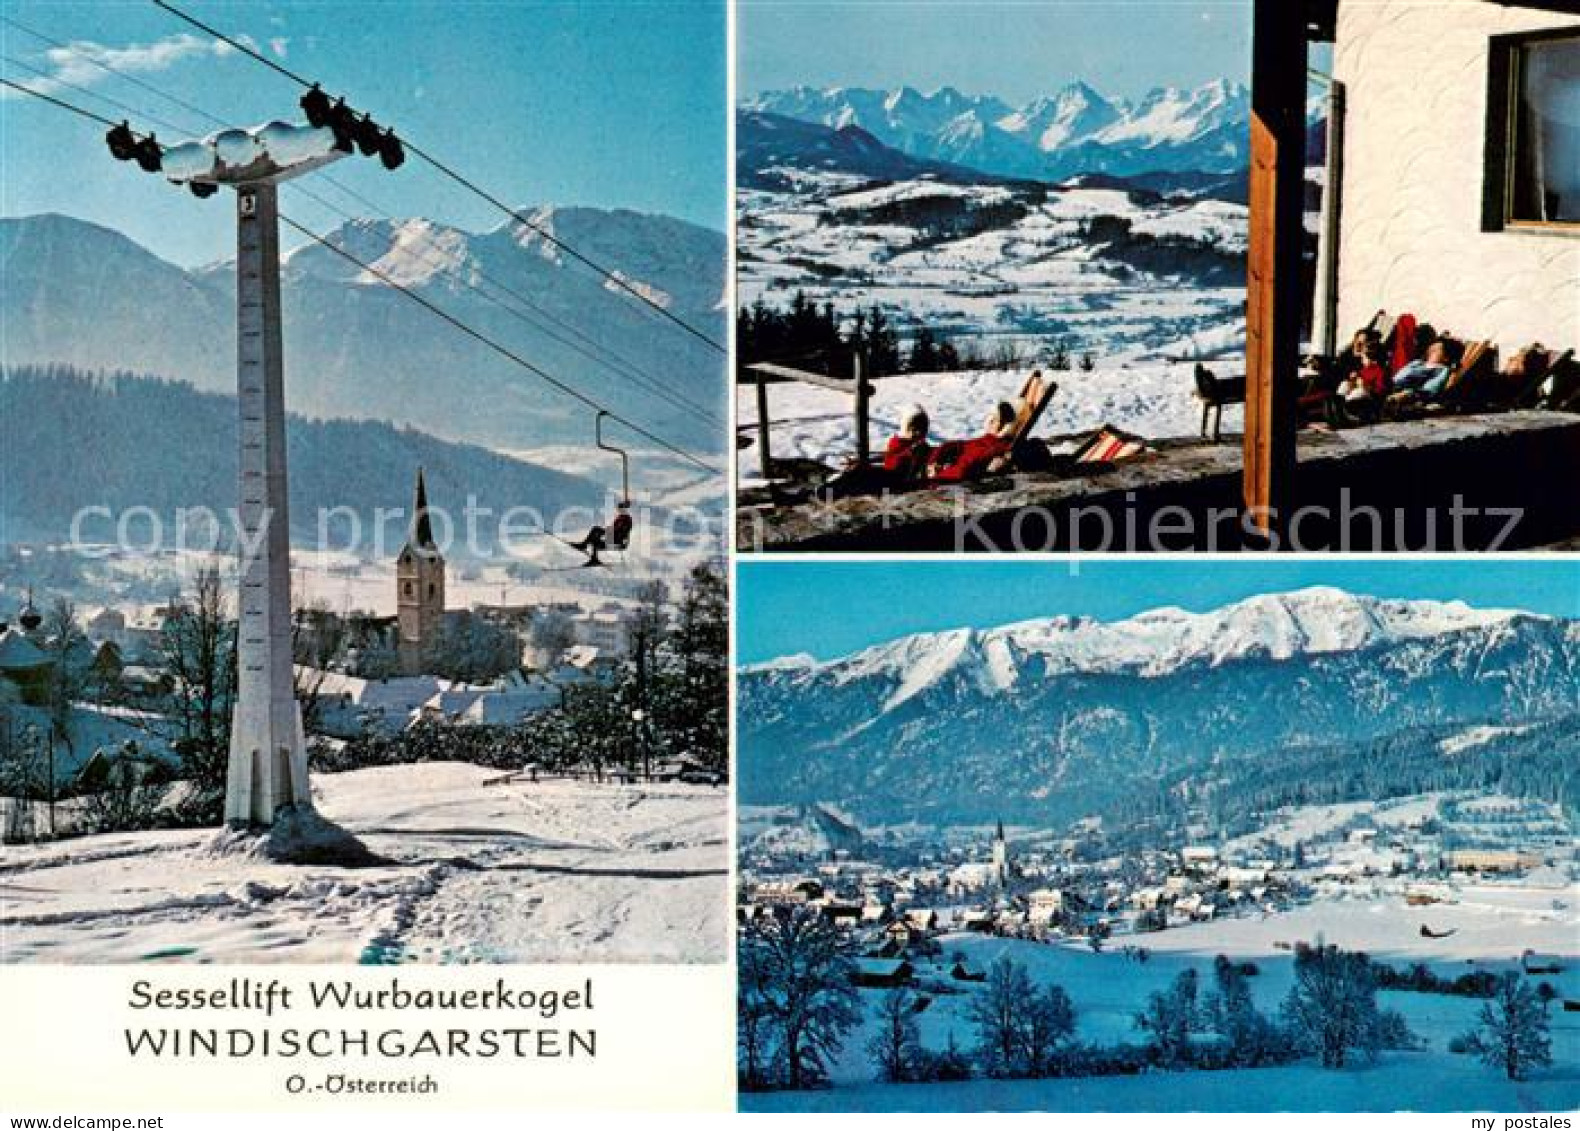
[745,361,864,394]
[745,358,874,476]
[852,354,870,467]
[754,371,772,481]
[1242,0,1311,539]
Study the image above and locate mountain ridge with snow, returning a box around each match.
[748,588,1538,690]
[738,590,1580,824]
[0,208,725,454]
[744,79,1255,181]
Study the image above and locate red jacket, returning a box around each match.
[1359,361,1389,398]
[883,435,932,479]
[929,433,1013,482]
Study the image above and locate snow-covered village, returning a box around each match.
[734,569,1580,1112]
[0,532,729,963]
[0,1,728,965]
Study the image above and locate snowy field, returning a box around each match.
[0,763,727,964]
[738,180,1245,358]
[747,886,1580,1112]
[737,170,1252,482]
[739,177,1245,366]
[737,359,1243,483]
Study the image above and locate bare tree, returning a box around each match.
[293,600,346,736]
[659,561,727,772]
[75,745,165,833]
[527,609,575,668]
[738,928,776,1090]
[1136,967,1200,1067]
[1281,941,1392,1069]
[867,986,922,1083]
[1022,984,1077,1075]
[969,956,1034,1077]
[742,906,861,1091]
[0,714,49,843]
[41,598,87,836]
[158,566,236,810]
[1462,972,1553,1081]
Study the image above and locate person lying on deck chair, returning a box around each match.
[829,372,1051,496]
[925,401,1019,482]
[1327,338,1389,426]
[1300,327,1380,420]
[1391,338,1462,398]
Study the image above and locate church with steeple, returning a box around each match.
[396,468,446,676]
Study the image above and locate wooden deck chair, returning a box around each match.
[1007,372,1058,448]
[1435,340,1497,408]
[997,372,1059,472]
[1541,352,1580,410]
[1073,425,1148,464]
[1370,310,1397,347]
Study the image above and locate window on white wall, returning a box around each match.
[1487,29,1580,230]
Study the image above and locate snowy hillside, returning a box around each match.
[747,884,1580,1112]
[739,111,997,192]
[737,120,1247,364]
[739,803,867,860]
[737,592,1580,824]
[0,366,612,546]
[745,80,1252,182]
[0,209,726,454]
[0,763,726,963]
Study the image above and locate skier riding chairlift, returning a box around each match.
[567,500,633,567]
[564,411,635,567]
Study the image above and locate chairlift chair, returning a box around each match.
[595,410,634,552]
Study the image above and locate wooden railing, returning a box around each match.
[743,355,874,478]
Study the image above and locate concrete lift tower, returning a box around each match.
[149,113,402,848]
[161,123,344,830]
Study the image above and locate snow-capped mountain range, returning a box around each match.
[0,208,726,454]
[746,589,1521,699]
[744,80,1253,182]
[738,590,1580,824]
[736,119,1248,358]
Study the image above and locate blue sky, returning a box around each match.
[739,0,1255,104]
[0,0,726,267]
[736,560,1580,665]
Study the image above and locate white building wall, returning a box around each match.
[1333,1,1579,349]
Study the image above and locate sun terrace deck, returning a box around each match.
[736,410,1580,552]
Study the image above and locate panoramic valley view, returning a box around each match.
[736,561,1579,1112]
[734,2,1276,485]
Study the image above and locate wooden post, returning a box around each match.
[1242,0,1309,541]
[853,352,871,467]
[755,371,772,480]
